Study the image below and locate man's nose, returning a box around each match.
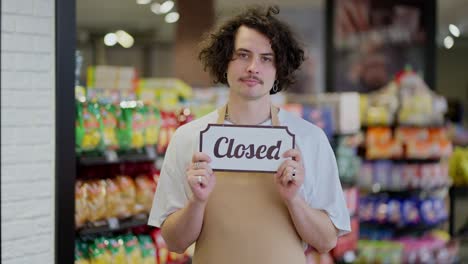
[246,58,260,74]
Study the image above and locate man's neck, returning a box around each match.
[226,95,272,125]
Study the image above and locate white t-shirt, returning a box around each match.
[148,108,351,236]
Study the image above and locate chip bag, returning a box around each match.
[144,105,161,146]
[100,103,119,150]
[75,240,91,264]
[115,176,136,218]
[86,179,107,222]
[89,237,112,264]
[75,180,89,228]
[77,102,104,152]
[138,235,157,264]
[123,234,142,264]
[107,236,127,264]
[135,175,157,214]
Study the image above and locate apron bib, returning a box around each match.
[192,105,305,264]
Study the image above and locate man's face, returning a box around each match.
[226,26,277,101]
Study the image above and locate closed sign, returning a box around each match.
[200,124,295,172]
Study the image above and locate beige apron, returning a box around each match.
[192,105,306,264]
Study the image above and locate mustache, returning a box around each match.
[239,76,264,84]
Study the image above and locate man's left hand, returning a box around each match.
[275,148,304,203]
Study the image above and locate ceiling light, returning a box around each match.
[151,3,163,14]
[116,30,134,48]
[160,0,174,14]
[449,24,460,37]
[444,36,454,49]
[136,0,151,4]
[104,33,117,46]
[165,12,179,23]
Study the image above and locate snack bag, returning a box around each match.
[75,240,91,264]
[135,175,157,214]
[116,176,136,218]
[77,101,104,152]
[89,237,112,264]
[106,178,125,219]
[75,180,89,228]
[100,103,119,150]
[138,235,157,264]
[86,179,107,222]
[123,234,142,264]
[107,236,127,264]
[144,105,161,146]
[132,105,146,149]
[157,111,178,154]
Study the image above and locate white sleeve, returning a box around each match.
[304,130,351,236]
[148,130,190,228]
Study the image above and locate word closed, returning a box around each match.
[200,124,295,172]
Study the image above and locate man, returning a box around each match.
[148,6,351,264]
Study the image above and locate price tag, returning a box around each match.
[104,150,118,162]
[145,146,157,159]
[107,218,119,230]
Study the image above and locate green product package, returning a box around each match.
[138,235,157,259]
[100,104,119,150]
[74,240,90,264]
[76,101,105,153]
[106,236,127,264]
[89,237,112,264]
[143,105,161,147]
[123,234,142,264]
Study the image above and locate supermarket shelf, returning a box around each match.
[76,214,149,236]
[360,221,446,238]
[361,184,450,197]
[77,147,162,166]
[362,157,442,163]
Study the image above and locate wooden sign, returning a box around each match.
[200,124,295,172]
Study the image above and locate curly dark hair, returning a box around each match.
[198,6,305,94]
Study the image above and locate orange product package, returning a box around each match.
[395,127,429,143]
[366,127,392,146]
[86,179,107,222]
[406,140,433,159]
[115,175,136,218]
[366,140,403,160]
[135,175,157,214]
[428,127,448,141]
[75,180,89,228]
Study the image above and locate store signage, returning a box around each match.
[200,124,295,172]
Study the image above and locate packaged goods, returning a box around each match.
[75,180,89,228]
[123,234,142,264]
[115,176,136,218]
[76,101,104,152]
[107,237,127,264]
[144,105,161,146]
[100,104,119,150]
[135,175,157,214]
[75,240,91,264]
[138,235,157,264]
[89,237,112,264]
[86,180,107,222]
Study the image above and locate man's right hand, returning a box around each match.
[187,152,216,203]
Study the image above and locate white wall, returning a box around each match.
[1,0,55,263]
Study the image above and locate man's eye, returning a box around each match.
[238,53,249,59]
[262,57,273,62]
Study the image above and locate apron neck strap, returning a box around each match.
[217,104,280,126]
